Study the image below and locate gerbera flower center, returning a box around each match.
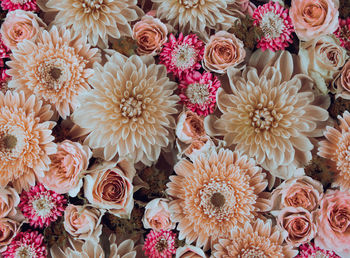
[178,0,200,8]
[1,134,17,150]
[155,238,168,252]
[241,247,267,258]
[259,12,285,39]
[185,83,210,105]
[32,195,54,218]
[38,58,69,92]
[15,245,35,258]
[82,0,103,13]
[120,96,145,118]
[210,192,226,208]
[171,44,197,71]
[49,67,62,81]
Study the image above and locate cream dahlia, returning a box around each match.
[318,111,350,190]
[38,0,143,47]
[167,148,270,249]
[206,50,329,179]
[151,0,238,38]
[212,219,298,258]
[7,26,101,119]
[72,51,179,165]
[0,91,56,191]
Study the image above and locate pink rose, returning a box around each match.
[142,198,175,231]
[176,245,206,258]
[63,204,104,241]
[289,0,339,41]
[84,161,135,218]
[132,15,168,56]
[0,218,19,252]
[335,60,350,99]
[0,10,46,49]
[40,140,92,197]
[203,31,246,74]
[176,111,206,144]
[270,175,323,212]
[0,187,20,219]
[275,207,316,246]
[315,190,350,257]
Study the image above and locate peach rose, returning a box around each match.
[176,245,206,258]
[275,207,316,246]
[314,190,350,256]
[40,140,92,197]
[84,160,135,218]
[176,111,206,144]
[335,60,350,99]
[299,35,347,94]
[0,218,19,252]
[132,15,168,56]
[203,31,246,74]
[270,175,323,212]
[290,0,339,41]
[0,10,46,49]
[63,204,104,241]
[142,198,175,231]
[0,187,20,219]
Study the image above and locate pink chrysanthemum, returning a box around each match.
[296,243,340,258]
[252,2,294,51]
[143,230,176,258]
[0,36,10,67]
[334,18,350,51]
[2,230,47,258]
[18,183,66,228]
[179,71,221,116]
[159,33,204,78]
[0,0,38,12]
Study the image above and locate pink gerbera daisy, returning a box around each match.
[18,183,66,228]
[334,18,350,51]
[0,0,38,12]
[2,230,47,258]
[252,2,294,51]
[179,71,221,116]
[143,230,176,258]
[159,33,204,78]
[296,243,339,258]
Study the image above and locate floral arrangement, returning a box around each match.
[0,0,349,257]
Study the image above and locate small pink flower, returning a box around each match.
[334,18,350,51]
[2,230,47,258]
[143,230,176,258]
[142,198,175,231]
[296,242,339,258]
[253,2,294,51]
[18,183,66,228]
[1,0,39,12]
[179,71,221,116]
[159,33,204,78]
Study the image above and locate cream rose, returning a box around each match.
[0,187,20,219]
[63,204,104,241]
[299,35,347,94]
[40,140,92,197]
[314,190,350,257]
[275,207,316,246]
[0,10,46,49]
[84,160,135,218]
[176,111,206,144]
[289,0,339,41]
[132,15,168,56]
[334,60,350,99]
[203,31,245,74]
[142,198,175,231]
[270,175,323,212]
[176,245,206,258]
[0,218,19,252]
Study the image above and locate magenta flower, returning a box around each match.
[179,71,221,116]
[159,33,204,78]
[334,18,350,51]
[0,0,39,12]
[253,2,294,51]
[18,183,66,228]
[2,230,47,258]
[143,230,176,258]
[296,243,340,258]
[0,36,10,67]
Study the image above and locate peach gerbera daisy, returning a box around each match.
[212,219,298,257]
[38,0,143,47]
[0,91,56,192]
[6,26,101,119]
[72,51,179,165]
[318,111,350,190]
[206,50,329,179]
[166,148,270,250]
